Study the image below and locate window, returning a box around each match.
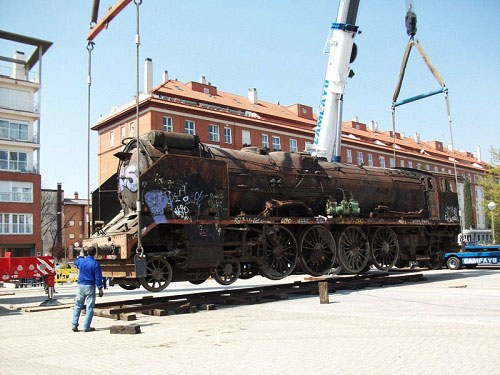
[434,166,439,172]
[272,136,281,151]
[367,154,373,166]
[224,128,232,144]
[69,220,75,227]
[109,131,114,147]
[79,220,83,227]
[163,116,173,132]
[242,130,251,146]
[357,151,363,165]
[0,213,32,234]
[120,126,125,140]
[261,134,269,149]
[129,122,135,136]
[69,233,75,239]
[390,158,395,168]
[0,150,28,172]
[0,119,29,142]
[408,161,413,168]
[400,159,405,167]
[379,156,386,168]
[417,163,422,170]
[426,164,430,171]
[208,125,220,142]
[184,120,195,135]
[346,149,352,163]
[305,142,312,152]
[11,187,32,202]
[289,139,298,153]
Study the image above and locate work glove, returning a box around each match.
[98,288,104,298]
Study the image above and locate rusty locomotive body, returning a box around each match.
[83,130,460,291]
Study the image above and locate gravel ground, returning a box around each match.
[1,267,499,375]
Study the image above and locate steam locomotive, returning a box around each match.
[82,130,460,291]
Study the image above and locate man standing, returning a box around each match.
[71,248,104,332]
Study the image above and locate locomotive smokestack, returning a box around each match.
[144,58,153,93]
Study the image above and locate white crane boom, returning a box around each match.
[311,0,360,162]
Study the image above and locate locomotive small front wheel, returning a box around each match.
[259,225,298,280]
[370,227,399,271]
[425,244,444,270]
[239,263,258,280]
[337,226,370,274]
[118,283,138,290]
[299,225,336,276]
[139,257,173,292]
[212,261,241,285]
[446,256,462,270]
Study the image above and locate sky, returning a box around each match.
[1,0,499,199]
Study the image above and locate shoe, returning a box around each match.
[72,326,79,332]
[83,327,96,332]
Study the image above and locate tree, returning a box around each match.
[41,190,76,258]
[478,147,500,244]
[463,176,475,229]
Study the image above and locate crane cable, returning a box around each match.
[134,0,144,259]
[390,4,463,231]
[86,40,94,239]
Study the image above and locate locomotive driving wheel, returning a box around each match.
[259,225,297,280]
[337,226,370,274]
[299,225,336,276]
[370,227,399,271]
[139,257,173,292]
[212,261,241,285]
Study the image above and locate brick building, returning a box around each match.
[92,60,489,229]
[0,31,52,256]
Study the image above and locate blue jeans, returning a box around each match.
[72,285,96,330]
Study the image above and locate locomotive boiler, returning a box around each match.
[82,130,460,291]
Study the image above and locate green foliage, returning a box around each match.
[463,176,475,229]
[478,147,500,244]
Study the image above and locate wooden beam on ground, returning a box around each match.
[110,324,141,334]
[86,0,132,42]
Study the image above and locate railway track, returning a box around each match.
[94,272,426,320]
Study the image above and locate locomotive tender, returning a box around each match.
[82,130,460,291]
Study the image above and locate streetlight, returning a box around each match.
[488,201,496,244]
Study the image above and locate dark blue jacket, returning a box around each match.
[75,256,103,289]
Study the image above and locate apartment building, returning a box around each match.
[0,31,52,256]
[92,60,489,229]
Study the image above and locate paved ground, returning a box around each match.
[1,267,500,375]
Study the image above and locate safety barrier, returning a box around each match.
[55,268,79,284]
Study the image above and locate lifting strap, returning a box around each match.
[390,13,464,232]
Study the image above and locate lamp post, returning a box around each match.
[488,201,496,244]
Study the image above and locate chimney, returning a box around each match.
[162,70,169,83]
[56,183,63,253]
[74,192,79,200]
[248,88,258,104]
[367,120,375,131]
[447,144,453,151]
[476,146,481,161]
[12,51,26,80]
[352,116,359,122]
[199,75,207,84]
[413,133,420,143]
[144,58,153,93]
